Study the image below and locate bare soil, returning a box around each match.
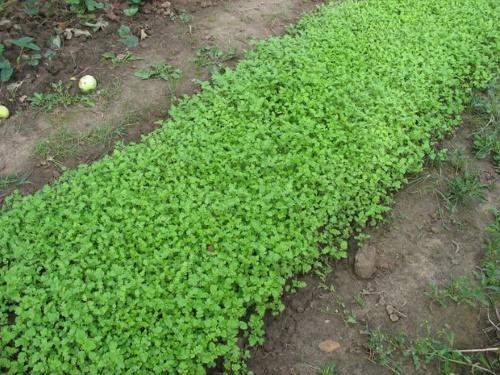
[0,1,231,108]
[249,121,499,374]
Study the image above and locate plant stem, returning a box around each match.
[456,347,499,353]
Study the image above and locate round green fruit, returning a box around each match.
[0,105,10,119]
[79,75,97,93]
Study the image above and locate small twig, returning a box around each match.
[452,240,460,253]
[392,306,408,318]
[440,355,496,375]
[407,173,432,186]
[487,308,500,333]
[475,265,486,273]
[365,356,399,374]
[77,67,90,76]
[428,301,434,313]
[69,51,77,70]
[268,17,278,34]
[479,115,494,131]
[47,158,67,172]
[483,326,495,333]
[457,347,499,354]
[302,362,320,371]
[361,289,383,296]
[90,110,104,118]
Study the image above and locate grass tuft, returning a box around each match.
[427,209,500,311]
[101,51,142,64]
[134,63,181,98]
[440,172,487,211]
[318,361,337,375]
[193,45,236,75]
[29,81,95,112]
[33,117,132,161]
[0,172,31,189]
[364,326,500,374]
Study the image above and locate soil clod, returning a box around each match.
[389,313,400,322]
[354,244,377,279]
[319,340,341,353]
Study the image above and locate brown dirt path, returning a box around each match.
[249,122,499,374]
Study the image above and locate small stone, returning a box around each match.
[482,171,495,184]
[290,299,305,313]
[389,313,400,322]
[0,19,11,31]
[386,304,395,315]
[377,259,389,270]
[430,225,440,234]
[263,340,275,353]
[47,60,64,75]
[319,340,341,353]
[324,319,330,324]
[354,244,377,279]
[7,81,22,93]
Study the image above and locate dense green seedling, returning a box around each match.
[1,0,499,373]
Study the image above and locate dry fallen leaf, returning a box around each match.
[140,29,149,40]
[64,28,73,40]
[319,340,340,353]
[7,81,23,92]
[104,8,120,21]
[73,29,92,38]
[55,22,66,33]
